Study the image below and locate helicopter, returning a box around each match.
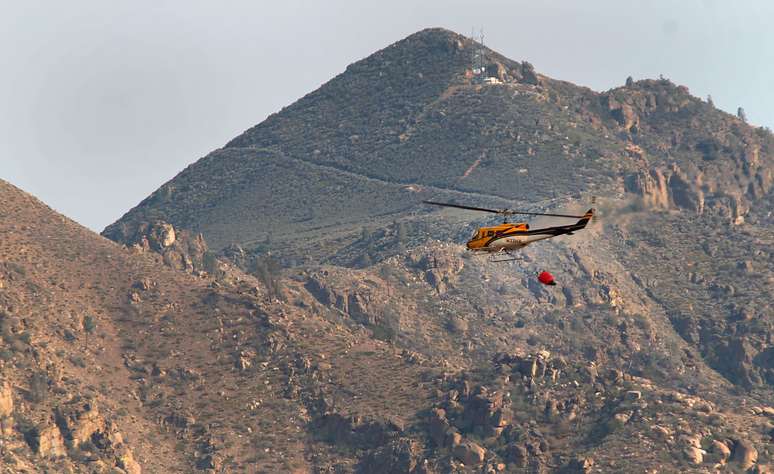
[423,200,595,262]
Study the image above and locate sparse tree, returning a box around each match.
[202,251,226,279]
[625,76,634,87]
[251,255,283,300]
[706,95,714,107]
[357,253,373,268]
[395,222,408,252]
[28,372,49,403]
[737,107,747,122]
[83,315,96,350]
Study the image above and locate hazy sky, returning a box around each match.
[2,0,773,231]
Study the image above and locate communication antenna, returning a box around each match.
[470,27,486,83]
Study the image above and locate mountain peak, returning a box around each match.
[398,26,465,42]
[107,28,773,260]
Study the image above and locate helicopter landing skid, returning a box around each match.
[488,250,519,263]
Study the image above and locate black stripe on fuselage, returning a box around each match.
[483,221,588,246]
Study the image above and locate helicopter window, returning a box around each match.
[486,231,495,237]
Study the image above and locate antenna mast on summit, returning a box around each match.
[471,27,486,83]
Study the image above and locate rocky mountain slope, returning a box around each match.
[0,180,444,472]
[6,176,774,473]
[8,27,774,473]
[103,25,774,392]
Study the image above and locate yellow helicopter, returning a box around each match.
[424,200,595,262]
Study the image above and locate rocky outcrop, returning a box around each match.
[0,382,13,437]
[605,95,639,132]
[452,440,486,465]
[564,456,594,473]
[485,62,507,82]
[313,412,402,450]
[625,165,705,214]
[0,381,12,417]
[55,400,106,448]
[711,338,758,389]
[706,440,731,466]
[103,220,209,272]
[732,439,758,470]
[305,269,400,333]
[496,351,559,383]
[117,448,142,474]
[408,252,464,294]
[427,408,460,448]
[520,61,541,85]
[35,424,67,458]
[625,148,773,224]
[668,166,704,213]
[459,387,511,437]
[357,438,422,474]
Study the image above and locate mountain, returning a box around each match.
[0,179,443,472]
[12,27,774,472]
[104,28,773,263]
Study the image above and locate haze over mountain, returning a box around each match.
[4,1,774,233]
[3,28,774,473]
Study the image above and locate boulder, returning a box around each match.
[196,453,220,470]
[36,424,67,458]
[614,104,639,132]
[608,411,631,430]
[485,62,507,82]
[427,408,451,446]
[651,425,670,440]
[732,439,757,470]
[0,414,13,437]
[116,448,142,474]
[505,443,528,467]
[460,388,510,437]
[684,446,704,465]
[314,413,401,449]
[453,441,486,465]
[55,400,106,448]
[0,381,12,417]
[565,456,594,473]
[706,440,731,466]
[356,438,419,474]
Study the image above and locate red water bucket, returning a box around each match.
[538,271,556,286]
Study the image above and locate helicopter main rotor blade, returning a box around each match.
[422,200,586,219]
[500,210,588,218]
[422,200,503,214]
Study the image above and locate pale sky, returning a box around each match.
[2,0,772,231]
